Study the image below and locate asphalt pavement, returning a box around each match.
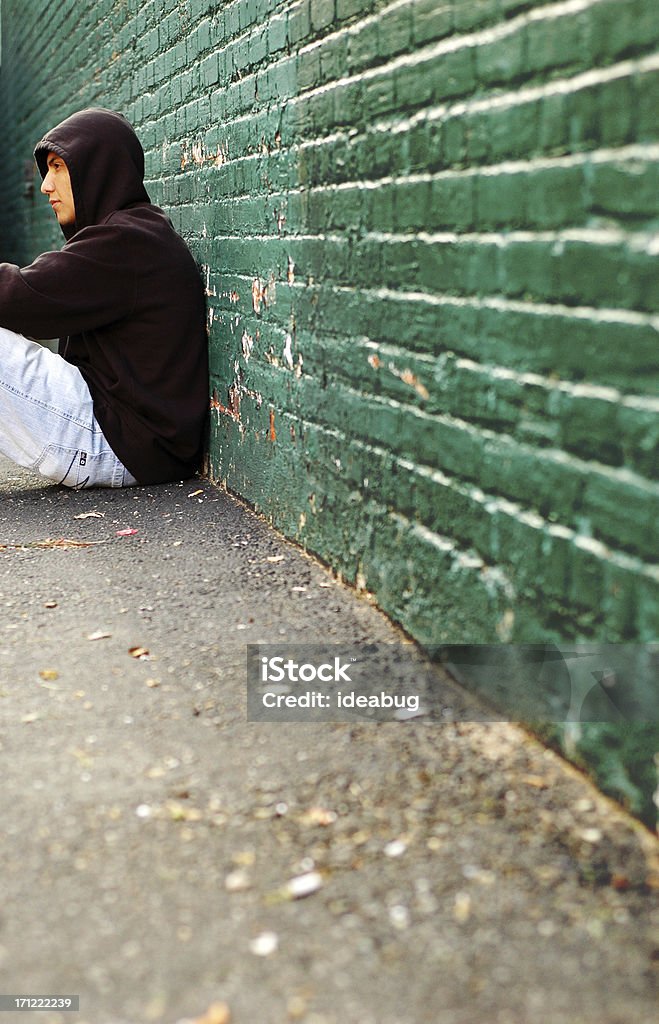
[0,455,657,1024]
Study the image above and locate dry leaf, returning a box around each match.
[73,511,104,520]
[32,537,96,549]
[116,528,138,537]
[300,806,336,826]
[129,646,150,659]
[39,669,59,681]
[87,630,111,641]
[188,488,204,498]
[188,1002,231,1024]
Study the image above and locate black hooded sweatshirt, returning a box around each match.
[0,108,208,484]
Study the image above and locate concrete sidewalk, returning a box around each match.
[0,456,657,1024]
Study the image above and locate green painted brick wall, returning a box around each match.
[1,1,657,820]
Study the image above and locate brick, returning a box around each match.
[395,62,436,110]
[524,164,586,228]
[584,0,659,63]
[412,0,453,46]
[336,0,372,21]
[377,5,413,59]
[288,1,311,46]
[583,471,658,557]
[454,0,498,32]
[428,175,475,231]
[525,10,585,76]
[319,34,348,83]
[598,76,635,146]
[434,46,477,100]
[267,11,288,54]
[476,170,526,230]
[310,0,335,33]
[476,24,526,85]
[347,19,378,72]
[588,158,659,220]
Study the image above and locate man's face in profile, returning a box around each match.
[40,152,76,227]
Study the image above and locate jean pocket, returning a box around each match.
[35,444,91,488]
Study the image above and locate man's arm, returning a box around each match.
[0,223,136,340]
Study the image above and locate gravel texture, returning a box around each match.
[0,456,657,1024]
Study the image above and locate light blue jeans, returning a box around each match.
[0,327,138,489]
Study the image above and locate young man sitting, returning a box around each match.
[0,108,208,488]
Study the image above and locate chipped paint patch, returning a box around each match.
[241,330,254,361]
[287,256,295,284]
[265,274,277,307]
[283,333,294,370]
[203,265,217,297]
[210,388,240,423]
[251,274,278,313]
[269,409,277,442]
[180,139,228,170]
[228,382,241,418]
[396,367,430,400]
[368,353,382,369]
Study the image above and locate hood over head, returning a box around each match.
[34,108,151,239]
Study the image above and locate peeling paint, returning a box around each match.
[283,333,294,370]
[264,274,276,307]
[394,366,430,400]
[243,387,263,409]
[210,387,240,423]
[180,139,228,170]
[265,347,280,367]
[287,256,295,284]
[496,608,515,642]
[203,265,216,297]
[228,382,241,419]
[298,511,306,531]
[368,353,381,369]
[268,409,276,442]
[295,353,303,379]
[241,330,254,361]
[275,204,286,233]
[229,290,240,303]
[251,275,277,312]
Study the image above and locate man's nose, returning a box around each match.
[40,173,54,194]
